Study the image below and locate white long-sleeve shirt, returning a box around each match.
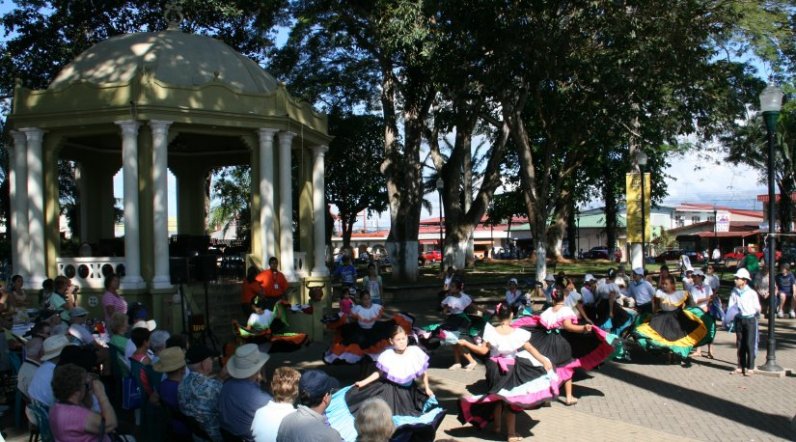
[728,285,761,317]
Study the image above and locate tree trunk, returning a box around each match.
[463,145,476,267]
[778,175,794,233]
[567,201,577,258]
[603,161,619,259]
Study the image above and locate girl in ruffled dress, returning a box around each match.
[326,326,445,442]
[457,304,557,442]
[324,292,413,365]
[513,286,616,406]
[420,279,484,370]
[633,274,711,363]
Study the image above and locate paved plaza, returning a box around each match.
[3,293,795,442]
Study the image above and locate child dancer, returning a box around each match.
[326,326,445,441]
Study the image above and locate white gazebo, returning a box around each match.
[6,23,331,323]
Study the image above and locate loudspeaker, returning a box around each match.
[192,255,218,282]
[170,257,190,284]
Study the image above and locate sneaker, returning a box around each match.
[448,363,462,370]
[777,312,784,318]
[789,311,795,319]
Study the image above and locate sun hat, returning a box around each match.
[508,278,518,285]
[632,268,645,276]
[226,344,270,379]
[41,335,71,361]
[132,319,157,331]
[583,274,596,283]
[153,347,187,373]
[299,369,340,401]
[692,269,705,277]
[69,307,88,319]
[734,268,752,281]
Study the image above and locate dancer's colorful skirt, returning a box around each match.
[324,313,414,364]
[512,315,618,384]
[458,357,558,429]
[327,383,445,442]
[633,306,714,358]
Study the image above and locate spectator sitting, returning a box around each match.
[18,337,44,399]
[129,327,159,404]
[178,344,224,442]
[149,329,171,362]
[108,312,130,355]
[28,334,72,407]
[354,398,394,442]
[251,366,300,442]
[219,344,272,440]
[67,307,98,346]
[277,369,341,441]
[153,346,191,441]
[124,319,156,361]
[49,363,132,442]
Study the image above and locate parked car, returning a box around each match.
[654,249,704,264]
[419,250,442,265]
[582,246,622,261]
[723,246,781,263]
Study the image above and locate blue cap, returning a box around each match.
[299,369,340,400]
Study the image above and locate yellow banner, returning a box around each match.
[626,172,651,243]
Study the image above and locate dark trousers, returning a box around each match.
[735,316,757,370]
[637,302,653,316]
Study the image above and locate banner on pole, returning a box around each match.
[626,172,651,243]
[715,210,731,233]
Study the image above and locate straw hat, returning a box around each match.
[41,335,71,361]
[153,347,187,373]
[226,344,269,379]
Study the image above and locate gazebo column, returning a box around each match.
[258,128,277,264]
[311,145,329,276]
[9,131,29,280]
[278,131,295,281]
[174,165,209,235]
[150,120,173,289]
[22,128,45,288]
[116,120,145,289]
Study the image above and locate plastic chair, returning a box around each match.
[8,351,23,429]
[27,401,52,442]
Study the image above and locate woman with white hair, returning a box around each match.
[354,398,394,442]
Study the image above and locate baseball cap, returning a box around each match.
[69,307,88,319]
[583,274,596,283]
[632,268,644,276]
[299,369,340,401]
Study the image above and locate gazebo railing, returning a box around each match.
[56,257,126,291]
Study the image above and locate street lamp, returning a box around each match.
[436,177,445,272]
[758,83,784,374]
[636,150,648,270]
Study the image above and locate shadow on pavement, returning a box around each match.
[601,364,793,440]
[442,411,539,441]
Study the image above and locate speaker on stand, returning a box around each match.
[193,254,220,353]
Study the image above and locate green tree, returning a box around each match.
[326,110,388,249]
[209,166,251,244]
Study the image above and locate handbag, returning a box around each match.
[122,375,142,410]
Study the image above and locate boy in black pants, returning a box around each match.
[728,268,761,376]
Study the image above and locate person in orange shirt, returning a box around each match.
[241,266,263,315]
[255,257,289,310]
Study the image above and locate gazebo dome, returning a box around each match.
[49,30,279,94]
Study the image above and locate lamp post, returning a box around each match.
[758,83,784,374]
[436,177,445,272]
[636,150,648,270]
[489,202,494,259]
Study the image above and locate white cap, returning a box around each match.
[692,269,705,277]
[508,278,518,285]
[132,319,157,331]
[734,268,752,281]
[584,274,596,283]
[632,268,644,276]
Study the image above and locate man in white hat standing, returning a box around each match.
[28,335,71,407]
[219,344,272,440]
[728,268,760,376]
[628,268,655,315]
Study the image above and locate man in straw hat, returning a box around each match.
[277,369,341,441]
[154,346,191,440]
[28,334,72,407]
[727,268,761,376]
[219,344,272,440]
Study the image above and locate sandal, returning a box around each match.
[705,352,714,359]
[507,435,523,442]
[744,369,754,377]
[729,368,743,375]
[559,397,578,406]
